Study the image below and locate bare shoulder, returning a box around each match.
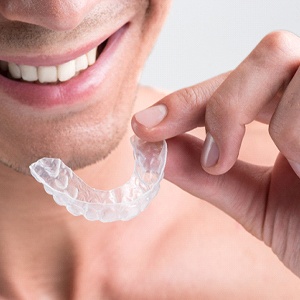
[134,85,169,111]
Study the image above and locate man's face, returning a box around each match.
[0,0,171,174]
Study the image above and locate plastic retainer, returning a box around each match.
[29,136,167,222]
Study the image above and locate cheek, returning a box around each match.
[144,1,172,32]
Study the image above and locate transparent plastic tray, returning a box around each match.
[30,136,167,222]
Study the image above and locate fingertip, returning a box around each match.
[200,132,227,175]
[134,104,168,129]
[200,131,240,176]
[201,132,220,169]
[131,104,169,142]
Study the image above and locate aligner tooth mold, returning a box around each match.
[29,136,167,222]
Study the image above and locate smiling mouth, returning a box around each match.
[0,23,128,108]
[0,39,108,84]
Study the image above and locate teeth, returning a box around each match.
[38,66,57,83]
[8,62,21,79]
[2,46,98,84]
[87,48,97,66]
[58,60,76,82]
[75,54,88,72]
[20,65,38,82]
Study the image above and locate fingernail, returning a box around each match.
[134,104,167,128]
[201,133,219,168]
[288,159,300,177]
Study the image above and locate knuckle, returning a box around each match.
[252,30,299,66]
[174,86,202,112]
[170,74,228,116]
[263,31,293,52]
[207,90,224,115]
[207,88,237,120]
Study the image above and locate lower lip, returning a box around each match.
[0,24,128,109]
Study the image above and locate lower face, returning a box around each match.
[0,0,171,174]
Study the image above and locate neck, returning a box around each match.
[0,86,167,299]
[0,127,137,299]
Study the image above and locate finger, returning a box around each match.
[269,66,300,177]
[131,72,230,142]
[164,134,270,238]
[166,134,300,277]
[202,31,300,175]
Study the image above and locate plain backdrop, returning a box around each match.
[140,0,300,91]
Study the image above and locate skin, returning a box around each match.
[1,0,300,299]
[133,32,300,280]
[0,0,168,173]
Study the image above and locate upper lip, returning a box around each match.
[0,24,126,67]
[0,21,129,108]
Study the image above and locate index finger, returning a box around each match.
[132,72,230,142]
[202,31,300,174]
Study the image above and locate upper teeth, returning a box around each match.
[0,47,97,84]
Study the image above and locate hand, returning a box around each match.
[132,31,300,277]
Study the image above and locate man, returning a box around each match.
[0,0,300,299]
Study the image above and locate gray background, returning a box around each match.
[140,0,300,91]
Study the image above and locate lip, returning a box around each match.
[0,32,111,67]
[0,23,129,108]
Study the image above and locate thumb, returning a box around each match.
[132,72,230,142]
[165,133,270,237]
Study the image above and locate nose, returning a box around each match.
[0,0,96,31]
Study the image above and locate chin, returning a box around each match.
[0,89,135,175]
[1,118,128,175]
[0,1,171,175]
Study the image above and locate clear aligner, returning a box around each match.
[29,136,167,222]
